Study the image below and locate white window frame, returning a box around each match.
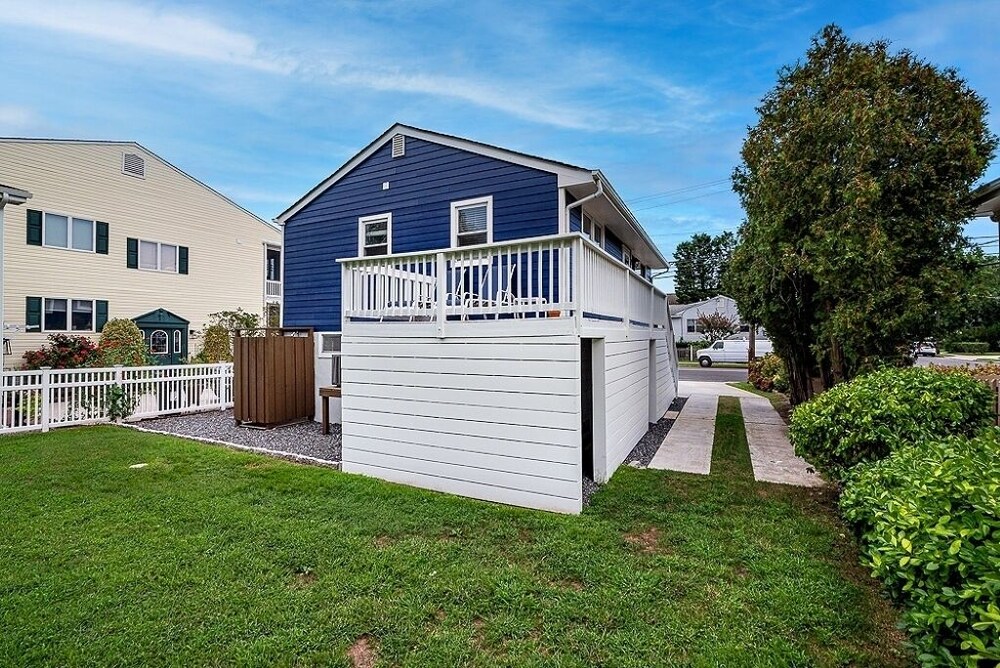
[358,213,392,257]
[41,211,96,254]
[41,297,98,333]
[136,239,180,273]
[593,223,604,248]
[149,330,168,355]
[622,245,633,269]
[450,196,493,248]
[173,330,182,354]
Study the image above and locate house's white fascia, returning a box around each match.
[275,123,594,225]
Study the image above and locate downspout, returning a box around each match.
[564,173,603,233]
[0,193,9,375]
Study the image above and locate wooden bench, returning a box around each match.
[319,386,341,435]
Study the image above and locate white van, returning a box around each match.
[696,339,773,367]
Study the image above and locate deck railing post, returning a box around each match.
[436,252,447,338]
[623,267,630,339]
[573,237,583,332]
[40,366,51,433]
[218,363,228,410]
[649,284,654,335]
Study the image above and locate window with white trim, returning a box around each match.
[150,330,168,355]
[43,212,95,252]
[593,223,604,247]
[622,245,632,269]
[138,240,179,272]
[451,196,493,247]
[582,213,592,236]
[359,213,391,256]
[44,298,95,332]
[173,330,181,354]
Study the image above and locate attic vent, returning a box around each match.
[122,152,145,178]
[391,134,405,158]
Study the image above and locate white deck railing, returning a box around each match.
[340,233,669,335]
[0,363,233,435]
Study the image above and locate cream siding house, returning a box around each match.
[0,139,281,367]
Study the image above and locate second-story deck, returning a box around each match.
[339,233,670,339]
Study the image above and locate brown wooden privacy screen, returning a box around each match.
[233,328,314,427]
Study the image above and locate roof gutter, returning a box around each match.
[564,173,603,229]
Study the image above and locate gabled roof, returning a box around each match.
[132,308,189,327]
[669,295,735,317]
[0,138,279,233]
[275,123,668,266]
[276,123,595,224]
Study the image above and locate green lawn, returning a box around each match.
[0,418,909,667]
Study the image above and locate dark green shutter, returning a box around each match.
[95,300,109,332]
[178,246,189,274]
[126,237,138,268]
[25,297,42,332]
[96,222,109,254]
[26,210,42,246]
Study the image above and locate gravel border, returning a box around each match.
[582,396,687,505]
[135,409,341,466]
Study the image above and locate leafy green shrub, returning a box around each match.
[199,324,232,363]
[948,341,990,354]
[840,430,1000,666]
[98,319,153,367]
[748,353,788,393]
[789,367,994,482]
[22,334,100,369]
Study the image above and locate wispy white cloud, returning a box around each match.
[0,0,295,74]
[0,104,37,132]
[0,0,712,135]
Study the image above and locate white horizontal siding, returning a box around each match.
[599,335,653,483]
[341,334,583,514]
[656,336,676,418]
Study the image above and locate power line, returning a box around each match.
[625,178,732,205]
[631,189,732,212]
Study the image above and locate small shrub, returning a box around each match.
[22,334,101,369]
[840,430,1000,666]
[948,341,990,354]
[789,367,995,482]
[200,324,232,363]
[748,353,788,393]
[98,319,153,367]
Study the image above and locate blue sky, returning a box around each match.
[0,0,998,290]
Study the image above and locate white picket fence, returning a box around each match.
[0,363,234,434]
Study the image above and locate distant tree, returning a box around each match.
[727,25,996,404]
[673,231,735,303]
[696,312,739,343]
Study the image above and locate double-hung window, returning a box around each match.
[359,213,391,256]
[44,298,95,332]
[43,213,95,252]
[139,240,179,272]
[451,196,492,247]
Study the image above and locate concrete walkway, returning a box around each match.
[648,381,825,487]
[648,393,717,475]
[741,397,824,487]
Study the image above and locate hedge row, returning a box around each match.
[789,367,999,666]
[948,341,991,354]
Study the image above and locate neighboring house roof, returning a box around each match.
[669,295,735,317]
[132,308,190,327]
[275,123,668,266]
[0,183,31,203]
[970,177,1000,219]
[0,138,278,234]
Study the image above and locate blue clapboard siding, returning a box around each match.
[283,137,560,331]
[604,228,624,262]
